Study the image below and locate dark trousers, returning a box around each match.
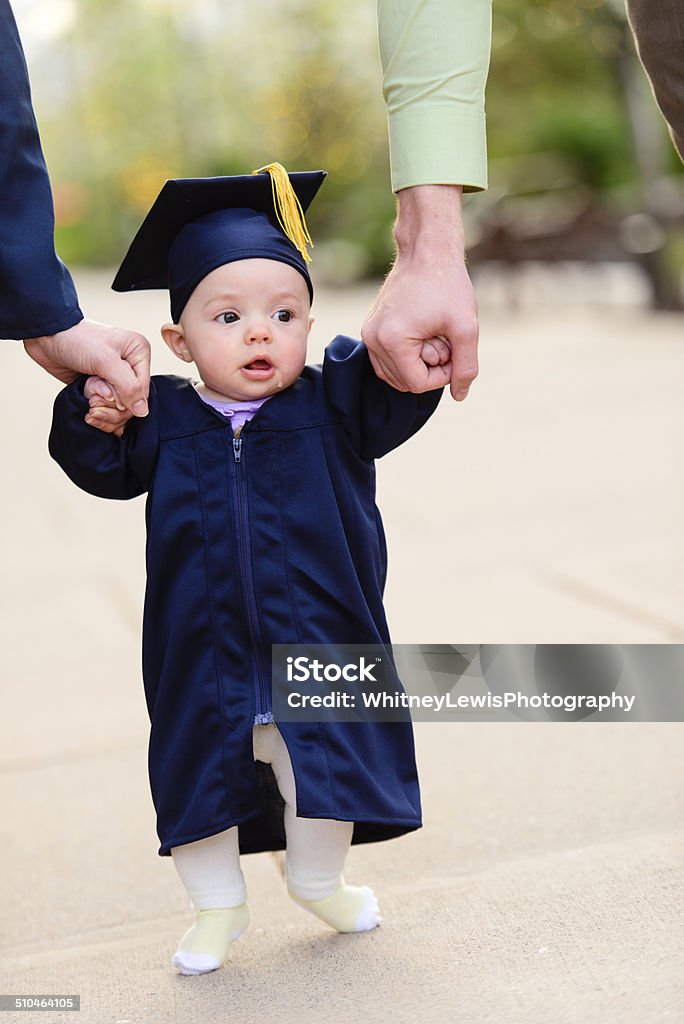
[626,0,684,161]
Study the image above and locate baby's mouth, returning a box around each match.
[241,356,275,378]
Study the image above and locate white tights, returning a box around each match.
[171,723,354,908]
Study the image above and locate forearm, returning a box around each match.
[377,0,492,193]
[0,0,82,339]
[393,184,465,259]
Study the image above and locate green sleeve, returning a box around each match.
[377,0,492,193]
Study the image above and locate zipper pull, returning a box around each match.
[233,437,242,463]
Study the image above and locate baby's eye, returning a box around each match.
[273,309,293,323]
[216,312,239,324]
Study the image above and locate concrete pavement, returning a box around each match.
[1,276,683,1023]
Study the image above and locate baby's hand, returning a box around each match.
[421,337,452,369]
[84,376,132,437]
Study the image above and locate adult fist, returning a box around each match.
[24,317,151,416]
[362,185,479,402]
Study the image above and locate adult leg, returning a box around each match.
[625,0,684,161]
[170,829,250,975]
[253,723,380,932]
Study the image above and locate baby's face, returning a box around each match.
[163,258,313,401]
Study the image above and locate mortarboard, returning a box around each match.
[112,164,327,322]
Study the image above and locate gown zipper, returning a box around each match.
[232,431,271,723]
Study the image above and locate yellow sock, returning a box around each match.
[172,904,250,975]
[289,880,381,933]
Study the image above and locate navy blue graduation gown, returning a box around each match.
[0,1,81,338]
[49,336,442,855]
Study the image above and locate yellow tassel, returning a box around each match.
[251,162,313,264]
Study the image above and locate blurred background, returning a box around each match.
[13,0,684,307]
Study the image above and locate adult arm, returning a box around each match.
[625,0,684,163]
[362,0,491,402]
[0,0,81,339]
[0,2,151,415]
[379,0,490,194]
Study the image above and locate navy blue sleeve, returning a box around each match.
[0,1,82,339]
[322,335,443,460]
[48,378,159,499]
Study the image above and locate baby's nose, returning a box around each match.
[245,320,272,343]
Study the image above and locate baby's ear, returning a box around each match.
[307,315,315,334]
[161,323,192,362]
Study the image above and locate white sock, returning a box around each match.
[170,829,249,975]
[288,878,381,933]
[172,904,250,976]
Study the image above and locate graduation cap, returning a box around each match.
[112,163,327,322]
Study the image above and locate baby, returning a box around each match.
[49,164,445,975]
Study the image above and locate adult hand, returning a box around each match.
[361,185,479,401]
[24,317,151,416]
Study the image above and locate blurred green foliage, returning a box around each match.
[27,0,681,275]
